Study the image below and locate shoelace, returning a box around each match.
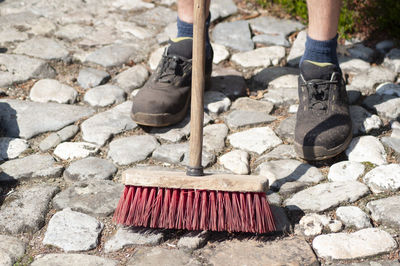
[156,54,191,83]
[304,80,338,111]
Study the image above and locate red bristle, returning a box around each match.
[231,192,241,232]
[184,190,194,230]
[253,193,264,233]
[113,186,129,223]
[208,191,217,231]
[175,190,186,229]
[159,188,171,228]
[134,187,149,225]
[150,188,163,228]
[246,193,255,233]
[217,191,224,231]
[141,187,156,227]
[239,192,248,232]
[224,192,233,232]
[167,189,179,228]
[192,190,201,230]
[200,191,208,230]
[126,187,142,225]
[115,186,133,224]
[262,194,276,232]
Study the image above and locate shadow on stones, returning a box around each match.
[249,66,299,92]
[0,47,6,53]
[209,75,247,100]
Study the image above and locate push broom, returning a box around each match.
[113,0,276,233]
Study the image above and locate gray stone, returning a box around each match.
[112,0,154,10]
[279,181,308,197]
[376,40,396,54]
[363,93,400,121]
[267,191,282,206]
[55,24,92,41]
[367,195,400,229]
[114,21,156,40]
[284,181,369,212]
[148,46,165,70]
[289,104,299,113]
[231,46,286,68]
[287,31,306,67]
[30,79,77,104]
[0,137,28,160]
[333,260,400,266]
[346,136,387,165]
[211,43,229,64]
[0,184,59,234]
[209,67,247,99]
[0,99,94,139]
[131,7,176,28]
[43,208,103,252]
[336,206,371,229]
[156,23,176,44]
[14,37,69,61]
[113,65,149,92]
[203,123,228,153]
[249,16,304,37]
[39,125,79,152]
[328,161,365,182]
[350,67,396,95]
[177,231,209,251]
[31,254,118,266]
[54,142,99,160]
[64,157,117,181]
[152,143,187,164]
[77,68,110,89]
[256,159,323,190]
[219,150,249,175]
[231,97,273,114]
[108,135,159,165]
[295,213,342,236]
[0,27,28,45]
[203,238,318,266]
[350,105,382,135]
[255,144,296,164]
[212,20,253,52]
[251,66,299,91]
[53,180,123,217]
[225,110,276,129]
[0,54,56,87]
[276,115,296,142]
[204,91,231,114]
[81,101,137,146]
[253,34,290,47]
[348,43,375,62]
[383,48,400,73]
[127,247,201,265]
[84,84,126,107]
[182,149,216,168]
[209,0,237,21]
[0,154,62,182]
[363,164,400,193]
[105,227,164,252]
[392,129,400,138]
[381,136,400,154]
[339,57,371,74]
[376,82,400,96]
[0,235,26,265]
[228,127,282,155]
[264,75,298,105]
[312,228,397,260]
[392,121,400,129]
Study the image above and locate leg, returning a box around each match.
[295,0,352,160]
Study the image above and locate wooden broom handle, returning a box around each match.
[187,0,206,176]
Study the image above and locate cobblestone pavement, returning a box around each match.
[0,0,400,265]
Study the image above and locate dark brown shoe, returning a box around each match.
[131,38,213,127]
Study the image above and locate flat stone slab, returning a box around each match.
[0,99,94,139]
[250,66,299,91]
[204,91,231,114]
[381,136,400,154]
[152,143,187,164]
[367,195,400,229]
[108,135,159,165]
[64,157,117,181]
[383,48,400,73]
[127,247,201,265]
[253,33,290,47]
[212,20,253,52]
[202,238,318,266]
[219,150,249,175]
[312,228,397,260]
[77,67,110,89]
[231,46,285,68]
[53,180,123,217]
[177,231,209,251]
[339,57,371,74]
[211,43,230,64]
[0,235,26,265]
[295,213,342,236]
[256,159,323,190]
[256,144,296,163]
[363,93,400,121]
[13,37,69,61]
[351,67,396,95]
[81,101,137,146]
[225,110,276,129]
[231,97,273,114]
[275,115,296,143]
[363,164,400,193]
[248,16,304,37]
[131,6,176,28]
[84,84,126,107]
[43,208,103,252]
[30,79,77,104]
[105,227,164,252]
[287,30,306,67]
[210,0,237,21]
[0,154,63,182]
[31,254,118,266]
[54,142,99,160]
[203,123,228,153]
[112,0,155,10]
[350,105,382,135]
[263,75,298,105]
[0,137,28,160]
[0,184,59,234]
[328,161,365,182]
[227,127,282,155]
[336,206,371,229]
[113,65,149,92]
[284,181,370,212]
[346,136,387,165]
[39,125,79,152]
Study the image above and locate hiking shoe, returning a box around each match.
[294,60,352,160]
[131,37,213,127]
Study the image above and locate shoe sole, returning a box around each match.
[294,132,353,161]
